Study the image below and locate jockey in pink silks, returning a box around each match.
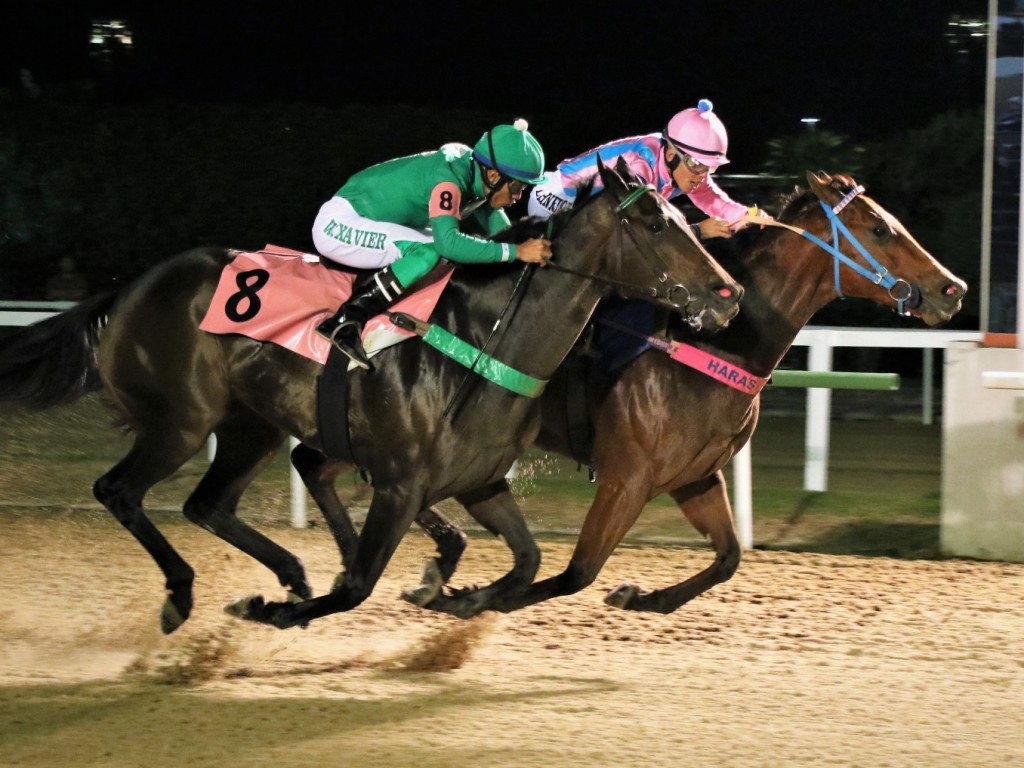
[528,99,771,240]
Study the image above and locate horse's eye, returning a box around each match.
[872,223,891,239]
[648,221,665,234]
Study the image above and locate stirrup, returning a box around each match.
[325,321,371,371]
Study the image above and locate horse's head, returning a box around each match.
[556,155,741,332]
[799,171,967,326]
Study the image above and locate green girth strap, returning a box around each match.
[390,312,547,398]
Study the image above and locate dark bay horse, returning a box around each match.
[345,171,965,617]
[0,159,741,633]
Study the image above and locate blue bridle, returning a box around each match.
[794,185,918,315]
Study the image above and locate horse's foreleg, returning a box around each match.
[491,478,647,613]
[291,443,466,594]
[607,471,740,613]
[93,434,203,635]
[232,485,420,629]
[185,416,313,603]
[406,481,539,619]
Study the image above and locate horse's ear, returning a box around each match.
[613,156,637,184]
[806,170,831,186]
[805,170,834,201]
[598,154,626,193]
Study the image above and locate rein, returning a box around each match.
[739,185,918,314]
[543,184,691,308]
[440,261,538,421]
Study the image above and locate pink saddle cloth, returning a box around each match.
[199,244,452,364]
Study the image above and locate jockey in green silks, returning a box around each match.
[311,119,552,370]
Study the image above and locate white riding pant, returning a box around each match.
[312,196,433,269]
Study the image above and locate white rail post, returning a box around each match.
[804,333,833,491]
[922,348,934,426]
[289,436,307,528]
[732,441,754,549]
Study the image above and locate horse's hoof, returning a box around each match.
[401,583,440,608]
[160,598,189,635]
[400,560,444,607]
[421,590,487,620]
[289,582,314,602]
[224,594,264,619]
[604,583,640,609]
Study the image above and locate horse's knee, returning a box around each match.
[290,443,322,479]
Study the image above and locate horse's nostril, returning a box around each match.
[943,283,962,297]
[716,283,743,301]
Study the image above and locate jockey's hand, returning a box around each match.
[697,217,733,240]
[515,238,553,266]
[735,205,774,231]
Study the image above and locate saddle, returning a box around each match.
[199,244,453,365]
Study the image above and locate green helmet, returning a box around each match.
[472,118,546,184]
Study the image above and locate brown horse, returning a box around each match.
[0,159,741,632]
[305,171,964,618]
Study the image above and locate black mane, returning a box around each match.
[490,174,600,246]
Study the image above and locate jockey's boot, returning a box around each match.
[317,266,404,371]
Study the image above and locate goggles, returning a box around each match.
[506,178,527,194]
[681,154,712,175]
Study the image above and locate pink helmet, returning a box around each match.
[664,99,730,168]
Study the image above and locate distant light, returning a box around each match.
[89,18,134,65]
[801,118,821,126]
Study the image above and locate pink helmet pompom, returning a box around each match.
[665,99,730,167]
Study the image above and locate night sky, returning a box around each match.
[5,1,992,168]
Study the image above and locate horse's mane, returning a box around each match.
[490,174,600,246]
[704,172,865,270]
[455,175,602,281]
[776,173,862,221]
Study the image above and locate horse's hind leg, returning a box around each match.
[606,471,741,612]
[414,505,468,583]
[398,505,470,607]
[93,430,210,634]
[185,413,312,602]
[406,480,540,619]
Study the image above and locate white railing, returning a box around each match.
[730,327,983,549]
[1,304,985,537]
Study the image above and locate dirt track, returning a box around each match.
[1,507,1022,768]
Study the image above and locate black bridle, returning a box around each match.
[542,184,692,309]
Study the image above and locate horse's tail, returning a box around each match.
[0,291,119,410]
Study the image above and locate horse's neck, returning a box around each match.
[444,267,605,381]
[700,234,838,375]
